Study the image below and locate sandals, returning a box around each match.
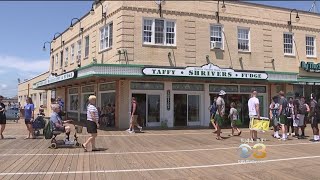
[82,144,88,152]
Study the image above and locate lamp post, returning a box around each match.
[215,0,226,23]
[288,9,300,26]
[90,1,106,19]
[52,32,63,47]
[42,41,53,53]
[69,17,84,33]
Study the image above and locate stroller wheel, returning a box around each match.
[75,142,81,147]
[50,143,57,149]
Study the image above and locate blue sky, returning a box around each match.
[0,1,317,97]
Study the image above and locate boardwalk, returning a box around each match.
[0,120,320,180]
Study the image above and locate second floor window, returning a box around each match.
[60,51,63,68]
[85,36,90,58]
[306,35,315,57]
[77,40,82,62]
[143,18,176,46]
[65,47,69,66]
[284,33,294,55]
[100,23,113,51]
[55,54,58,65]
[210,25,223,49]
[71,44,75,63]
[238,27,250,51]
[51,55,54,71]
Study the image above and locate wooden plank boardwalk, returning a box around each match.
[1,120,320,180]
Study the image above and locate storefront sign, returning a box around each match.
[143,64,268,80]
[301,61,320,72]
[166,90,170,110]
[33,71,77,89]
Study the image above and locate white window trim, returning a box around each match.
[209,24,224,50]
[99,22,113,52]
[284,32,295,56]
[237,27,251,52]
[306,35,316,58]
[70,44,75,63]
[77,40,82,62]
[142,17,177,46]
[65,47,69,66]
[84,35,90,58]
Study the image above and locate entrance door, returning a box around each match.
[132,93,161,127]
[174,94,201,126]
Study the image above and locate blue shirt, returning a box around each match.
[24,103,34,119]
[50,112,62,130]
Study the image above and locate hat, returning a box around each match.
[219,90,226,96]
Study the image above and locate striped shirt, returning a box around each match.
[87,104,99,122]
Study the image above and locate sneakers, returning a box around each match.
[138,126,143,132]
[126,128,131,132]
[274,135,281,139]
[309,139,319,142]
[129,130,135,134]
[279,138,287,141]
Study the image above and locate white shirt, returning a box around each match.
[216,96,225,116]
[248,97,259,116]
[87,104,99,121]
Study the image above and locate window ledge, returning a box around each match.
[99,47,112,54]
[238,50,251,54]
[284,54,296,57]
[306,56,317,59]
[210,48,225,52]
[142,44,177,49]
[70,62,75,65]
[84,57,89,60]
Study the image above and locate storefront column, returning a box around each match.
[117,80,130,129]
[164,82,173,127]
[203,84,210,127]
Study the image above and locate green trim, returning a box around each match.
[77,63,145,71]
[297,77,320,83]
[265,71,298,75]
[268,80,298,83]
[76,74,144,80]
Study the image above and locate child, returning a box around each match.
[229,102,241,136]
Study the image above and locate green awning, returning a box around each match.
[294,77,320,85]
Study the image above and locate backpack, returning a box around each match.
[44,120,53,139]
[210,102,217,114]
[298,101,307,114]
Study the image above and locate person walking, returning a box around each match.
[209,96,218,133]
[310,93,319,142]
[0,96,6,139]
[127,97,142,133]
[248,90,260,141]
[82,95,100,152]
[215,90,226,140]
[278,91,289,140]
[24,97,35,139]
[287,97,294,136]
[270,96,280,139]
[294,96,309,139]
[229,102,241,136]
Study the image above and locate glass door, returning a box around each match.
[188,95,200,126]
[174,94,201,126]
[147,95,161,126]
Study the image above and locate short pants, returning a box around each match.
[214,114,223,127]
[293,114,305,127]
[311,116,319,128]
[279,115,288,126]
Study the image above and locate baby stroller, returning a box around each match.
[32,114,46,136]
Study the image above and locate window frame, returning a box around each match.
[237,27,251,52]
[283,32,295,56]
[77,40,82,62]
[55,53,58,65]
[99,22,113,52]
[209,24,224,50]
[70,44,75,63]
[306,35,316,58]
[64,47,69,66]
[84,35,90,58]
[142,17,177,46]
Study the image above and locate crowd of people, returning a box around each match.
[209,90,320,142]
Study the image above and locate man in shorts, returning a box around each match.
[293,96,309,139]
[127,97,142,133]
[248,90,260,141]
[50,104,72,141]
[278,91,288,140]
[215,90,226,140]
[310,93,319,142]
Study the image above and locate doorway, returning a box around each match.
[132,93,161,127]
[174,94,200,126]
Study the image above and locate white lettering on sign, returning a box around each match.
[142,64,268,80]
[33,71,76,88]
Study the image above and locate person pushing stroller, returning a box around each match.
[50,104,73,141]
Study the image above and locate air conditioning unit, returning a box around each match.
[211,42,223,49]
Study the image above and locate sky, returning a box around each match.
[0,1,318,98]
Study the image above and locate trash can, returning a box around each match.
[75,125,83,133]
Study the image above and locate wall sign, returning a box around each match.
[166,90,170,110]
[301,61,320,72]
[143,64,268,80]
[33,71,77,88]
[209,85,238,93]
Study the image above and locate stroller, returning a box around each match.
[32,113,46,136]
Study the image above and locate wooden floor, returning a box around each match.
[1,120,320,180]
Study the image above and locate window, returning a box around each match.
[77,40,81,62]
[71,44,75,63]
[85,36,89,58]
[238,27,250,51]
[306,35,316,57]
[210,25,223,49]
[51,55,54,71]
[60,51,63,68]
[65,47,69,66]
[100,23,113,51]
[55,54,58,65]
[284,33,294,55]
[143,18,176,46]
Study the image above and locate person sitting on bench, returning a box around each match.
[50,104,72,141]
